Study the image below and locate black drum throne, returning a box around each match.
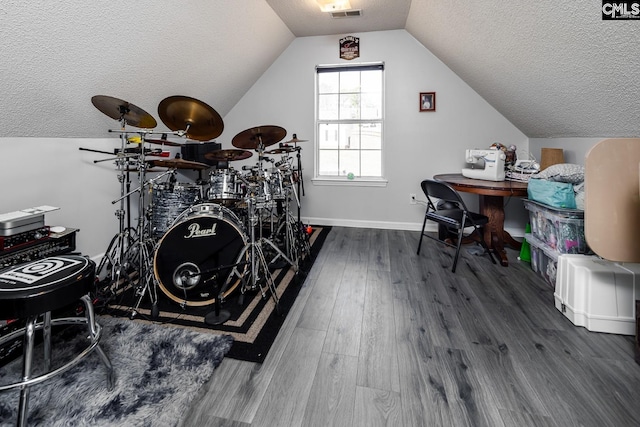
[0,255,114,426]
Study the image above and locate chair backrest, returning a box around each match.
[421,179,468,211]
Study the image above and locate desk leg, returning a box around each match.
[479,195,510,266]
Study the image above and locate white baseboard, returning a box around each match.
[302,217,525,239]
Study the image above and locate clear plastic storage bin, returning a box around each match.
[522,199,587,254]
[525,233,559,287]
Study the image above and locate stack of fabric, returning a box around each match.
[527,163,585,210]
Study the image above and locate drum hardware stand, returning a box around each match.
[81,132,142,297]
[227,192,297,313]
[108,129,174,319]
[267,173,303,269]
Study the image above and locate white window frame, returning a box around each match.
[312,62,387,187]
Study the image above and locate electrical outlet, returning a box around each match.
[409,193,416,205]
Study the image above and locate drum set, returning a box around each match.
[87,95,310,324]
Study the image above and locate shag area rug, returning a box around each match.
[0,316,233,427]
[103,226,331,363]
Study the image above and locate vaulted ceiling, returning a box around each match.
[1,0,638,139]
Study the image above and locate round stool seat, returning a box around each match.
[0,255,95,319]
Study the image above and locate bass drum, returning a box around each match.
[153,203,248,306]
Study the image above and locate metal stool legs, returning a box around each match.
[0,294,114,427]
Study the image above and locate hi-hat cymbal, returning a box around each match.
[148,158,209,170]
[265,147,295,154]
[204,149,253,162]
[91,95,157,128]
[232,125,286,149]
[158,96,224,141]
[283,133,308,144]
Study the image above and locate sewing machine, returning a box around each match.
[461,149,506,181]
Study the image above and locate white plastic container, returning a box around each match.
[555,254,640,335]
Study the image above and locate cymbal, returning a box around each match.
[158,96,224,141]
[144,137,182,147]
[232,125,286,149]
[148,158,209,170]
[204,149,253,162]
[91,95,158,128]
[283,133,308,144]
[265,147,295,154]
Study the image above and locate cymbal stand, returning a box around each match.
[94,117,140,296]
[293,144,304,223]
[109,130,165,319]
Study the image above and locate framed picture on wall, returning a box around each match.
[419,92,436,112]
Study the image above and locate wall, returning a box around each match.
[529,137,603,165]
[0,137,153,258]
[223,30,530,234]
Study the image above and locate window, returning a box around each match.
[315,63,384,180]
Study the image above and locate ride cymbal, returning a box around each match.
[158,96,224,141]
[232,125,286,149]
[204,149,253,162]
[148,158,209,170]
[91,95,158,128]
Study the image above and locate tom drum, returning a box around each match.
[207,169,242,202]
[151,182,201,238]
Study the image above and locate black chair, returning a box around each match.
[416,179,496,272]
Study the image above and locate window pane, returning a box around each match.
[361,150,381,176]
[339,150,360,176]
[339,71,360,93]
[361,70,381,94]
[319,150,339,175]
[339,93,360,120]
[339,123,360,150]
[318,73,339,94]
[361,123,381,149]
[318,123,339,149]
[361,93,382,120]
[319,94,338,120]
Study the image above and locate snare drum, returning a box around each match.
[154,203,248,306]
[208,169,242,202]
[151,183,201,238]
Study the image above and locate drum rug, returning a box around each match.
[0,316,233,427]
[100,226,331,363]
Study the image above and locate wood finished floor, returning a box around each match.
[183,227,640,427]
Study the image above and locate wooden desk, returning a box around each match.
[433,173,528,266]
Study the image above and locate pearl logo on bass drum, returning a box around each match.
[184,222,217,239]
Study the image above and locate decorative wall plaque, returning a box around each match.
[339,36,360,60]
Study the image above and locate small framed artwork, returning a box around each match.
[419,92,436,112]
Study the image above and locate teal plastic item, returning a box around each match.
[527,178,576,209]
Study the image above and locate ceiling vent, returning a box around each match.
[330,9,362,18]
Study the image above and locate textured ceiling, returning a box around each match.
[265,0,411,37]
[406,0,640,138]
[0,0,294,139]
[1,0,639,139]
